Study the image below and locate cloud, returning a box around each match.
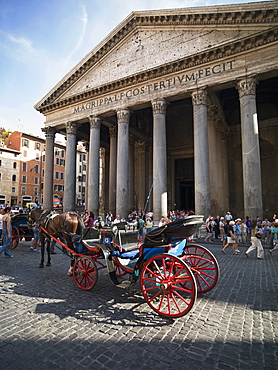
[65,3,88,62]
[8,34,34,51]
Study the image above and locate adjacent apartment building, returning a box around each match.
[0,131,87,208]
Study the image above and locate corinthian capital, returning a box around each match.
[117,108,130,124]
[42,126,56,139]
[191,88,207,106]
[236,76,257,98]
[109,126,117,138]
[66,121,79,135]
[89,115,101,129]
[151,98,167,115]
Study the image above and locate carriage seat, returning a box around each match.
[110,242,141,259]
[111,249,140,259]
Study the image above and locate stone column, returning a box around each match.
[207,105,219,215]
[99,147,105,216]
[152,98,167,221]
[108,126,117,216]
[129,134,135,212]
[236,76,262,219]
[116,108,130,218]
[42,127,56,210]
[64,122,78,212]
[137,140,146,211]
[87,115,101,216]
[191,88,210,218]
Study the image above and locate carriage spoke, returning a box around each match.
[73,256,98,290]
[140,254,196,318]
[183,244,220,293]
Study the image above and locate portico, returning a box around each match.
[35,1,278,220]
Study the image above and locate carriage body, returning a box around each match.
[9,213,34,249]
[71,215,220,318]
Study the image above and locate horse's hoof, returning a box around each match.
[67,271,73,276]
[38,264,44,268]
[46,262,51,266]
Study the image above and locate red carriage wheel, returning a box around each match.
[182,244,219,293]
[140,253,197,318]
[9,226,20,249]
[73,256,98,290]
[112,257,129,277]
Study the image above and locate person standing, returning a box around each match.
[145,218,153,233]
[245,216,252,240]
[214,216,221,239]
[222,220,238,254]
[245,220,264,259]
[138,217,145,239]
[0,207,14,258]
[269,222,278,254]
[234,218,242,252]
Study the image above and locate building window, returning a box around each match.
[36,154,40,160]
[42,169,44,177]
[0,173,1,181]
[12,187,16,193]
[34,165,39,174]
[83,164,86,171]
[60,172,64,180]
[55,172,59,179]
[22,175,27,183]
[13,162,17,169]
[55,149,59,156]
[83,154,86,161]
[12,174,16,182]
[56,158,59,165]
[34,188,38,196]
[22,187,26,195]
[23,139,29,147]
[42,155,45,162]
[34,177,38,185]
[0,160,1,166]
[60,159,65,166]
[61,150,65,158]
[35,142,40,150]
[22,162,27,171]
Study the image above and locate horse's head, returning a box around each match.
[28,208,43,228]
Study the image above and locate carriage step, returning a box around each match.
[117,280,132,289]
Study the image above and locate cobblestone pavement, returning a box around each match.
[0,238,277,370]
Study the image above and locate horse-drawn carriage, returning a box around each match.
[9,213,34,249]
[30,210,219,318]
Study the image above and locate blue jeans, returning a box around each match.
[0,236,13,257]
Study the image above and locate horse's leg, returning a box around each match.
[39,234,45,268]
[67,255,75,276]
[46,238,51,266]
[64,237,76,276]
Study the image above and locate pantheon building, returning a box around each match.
[35,1,278,221]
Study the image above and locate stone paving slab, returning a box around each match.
[0,239,277,369]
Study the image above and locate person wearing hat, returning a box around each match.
[222,220,239,255]
[234,218,242,252]
[225,212,233,222]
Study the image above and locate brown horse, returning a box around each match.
[28,209,85,274]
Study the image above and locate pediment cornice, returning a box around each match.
[35,2,278,113]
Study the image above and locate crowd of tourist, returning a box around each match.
[204,212,278,259]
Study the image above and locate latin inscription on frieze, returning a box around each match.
[73,60,235,114]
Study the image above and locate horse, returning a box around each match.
[28,209,85,275]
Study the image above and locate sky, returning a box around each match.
[0,0,267,138]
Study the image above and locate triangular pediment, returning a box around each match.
[35,1,278,112]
